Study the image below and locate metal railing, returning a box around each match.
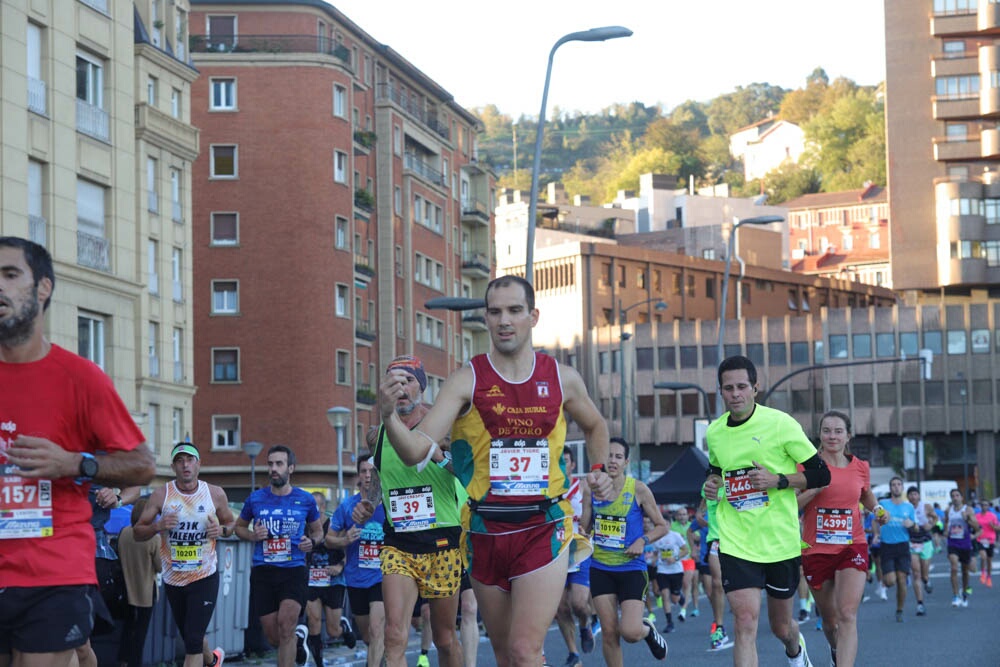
[376,83,450,140]
[188,34,351,66]
[462,252,490,272]
[404,153,444,186]
[76,99,109,142]
[77,229,110,272]
[28,77,46,115]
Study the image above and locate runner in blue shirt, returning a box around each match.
[873,477,915,622]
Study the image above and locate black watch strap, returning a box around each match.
[777,473,789,490]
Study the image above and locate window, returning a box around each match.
[923,330,943,354]
[393,125,401,155]
[170,168,182,222]
[172,328,183,382]
[869,232,881,249]
[210,78,236,110]
[333,84,346,117]
[212,280,238,314]
[27,161,44,245]
[78,313,106,370]
[876,332,896,357]
[335,284,349,316]
[207,15,237,49]
[76,52,107,140]
[971,328,990,353]
[211,348,239,382]
[636,347,654,370]
[934,74,980,99]
[659,347,676,370]
[171,248,183,301]
[211,212,238,245]
[947,330,967,354]
[170,88,180,118]
[27,22,45,115]
[148,239,159,295]
[790,341,810,364]
[148,322,160,378]
[852,333,872,358]
[76,179,108,271]
[747,343,765,366]
[212,415,240,450]
[334,150,347,183]
[394,186,402,214]
[210,145,237,178]
[679,346,699,368]
[172,407,184,443]
[828,334,849,359]
[336,350,350,384]
[900,332,919,357]
[146,157,158,214]
[147,75,157,106]
[147,403,159,454]
[942,40,965,57]
[701,345,717,368]
[335,216,349,249]
[768,342,787,365]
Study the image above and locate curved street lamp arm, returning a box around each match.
[759,356,927,405]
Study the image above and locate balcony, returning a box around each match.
[353,130,376,154]
[461,252,490,279]
[932,95,981,120]
[355,321,377,342]
[461,198,490,225]
[354,188,374,217]
[29,215,46,247]
[930,54,976,78]
[77,229,110,272]
[76,99,109,142]
[980,0,1000,32]
[461,309,487,332]
[354,253,375,282]
[188,34,352,67]
[930,11,977,37]
[27,77,46,115]
[135,103,199,161]
[403,153,445,187]
[356,385,377,405]
[933,135,981,161]
[375,83,450,141]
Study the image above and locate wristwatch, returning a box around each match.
[76,452,99,484]
[436,450,453,469]
[776,473,789,490]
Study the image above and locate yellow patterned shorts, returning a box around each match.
[380,545,462,598]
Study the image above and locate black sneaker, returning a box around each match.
[579,625,595,654]
[294,625,309,666]
[642,619,667,660]
[340,617,357,649]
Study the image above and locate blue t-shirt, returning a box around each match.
[692,518,709,565]
[329,494,385,588]
[878,499,916,545]
[240,486,320,568]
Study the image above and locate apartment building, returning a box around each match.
[0,0,199,465]
[885,0,1000,290]
[188,1,494,496]
[785,185,891,287]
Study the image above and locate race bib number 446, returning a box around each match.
[724,468,769,512]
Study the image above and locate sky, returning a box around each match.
[331,0,887,119]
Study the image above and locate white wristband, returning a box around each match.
[415,440,439,473]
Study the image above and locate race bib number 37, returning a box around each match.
[724,468,769,512]
[489,438,549,497]
[0,471,53,539]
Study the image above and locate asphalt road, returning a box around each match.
[241,549,999,666]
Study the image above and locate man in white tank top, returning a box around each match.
[135,443,236,667]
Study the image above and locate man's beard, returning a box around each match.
[270,473,289,488]
[0,287,39,347]
[396,395,422,416]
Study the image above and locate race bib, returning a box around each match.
[263,535,292,563]
[815,508,853,545]
[0,472,53,539]
[170,542,204,571]
[359,538,382,569]
[709,540,720,556]
[724,468,769,511]
[593,512,626,549]
[489,438,549,497]
[949,523,966,539]
[388,486,436,532]
[309,566,331,586]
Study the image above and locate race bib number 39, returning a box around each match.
[815,507,853,545]
[388,486,436,532]
[724,468,769,512]
[0,472,53,539]
[489,439,549,497]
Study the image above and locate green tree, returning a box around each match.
[757,162,822,204]
[779,67,829,124]
[706,82,787,136]
[803,87,885,190]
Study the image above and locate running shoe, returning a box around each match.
[295,625,310,667]
[710,625,726,650]
[964,586,973,597]
[895,610,903,623]
[590,616,601,637]
[340,617,357,649]
[798,608,810,622]
[560,653,581,667]
[916,603,926,616]
[417,655,430,667]
[815,615,822,631]
[787,633,810,667]
[690,608,700,617]
[642,619,668,661]
[951,595,962,607]
[662,621,674,634]
[960,596,969,608]
[579,625,595,654]
[877,585,888,601]
[211,647,225,667]
[924,579,933,594]
[987,576,994,588]
[646,611,656,625]
[678,606,686,622]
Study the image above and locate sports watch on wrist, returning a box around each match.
[76,452,99,484]
[776,473,789,490]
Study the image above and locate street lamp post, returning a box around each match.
[617,299,667,478]
[242,440,263,491]
[654,381,715,419]
[715,215,784,366]
[524,26,632,284]
[326,406,352,500]
[958,373,969,498]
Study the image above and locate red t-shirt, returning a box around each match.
[0,344,146,587]
[800,456,870,554]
